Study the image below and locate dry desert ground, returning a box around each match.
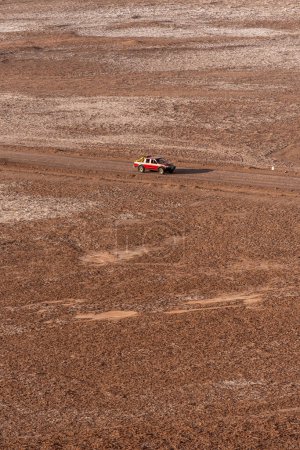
[0,0,300,448]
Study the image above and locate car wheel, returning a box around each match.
[158,167,165,175]
[138,165,145,173]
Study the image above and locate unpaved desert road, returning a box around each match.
[1,150,300,192]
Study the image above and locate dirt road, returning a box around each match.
[1,149,300,192]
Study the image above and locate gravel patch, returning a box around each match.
[0,183,96,223]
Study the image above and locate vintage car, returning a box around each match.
[133,156,176,174]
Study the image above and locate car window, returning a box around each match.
[151,160,157,164]
[146,159,150,163]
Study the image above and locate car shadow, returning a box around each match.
[174,168,213,174]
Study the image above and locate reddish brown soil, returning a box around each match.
[0,1,299,449]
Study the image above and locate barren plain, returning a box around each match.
[0,0,300,448]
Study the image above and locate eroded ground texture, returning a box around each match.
[0,0,300,449]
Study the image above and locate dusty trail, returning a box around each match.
[1,149,300,192]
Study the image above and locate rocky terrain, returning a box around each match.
[0,1,299,448]
[1,0,299,167]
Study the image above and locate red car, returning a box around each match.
[133,156,176,174]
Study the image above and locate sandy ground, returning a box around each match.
[0,1,300,449]
[0,0,299,167]
[0,163,299,449]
